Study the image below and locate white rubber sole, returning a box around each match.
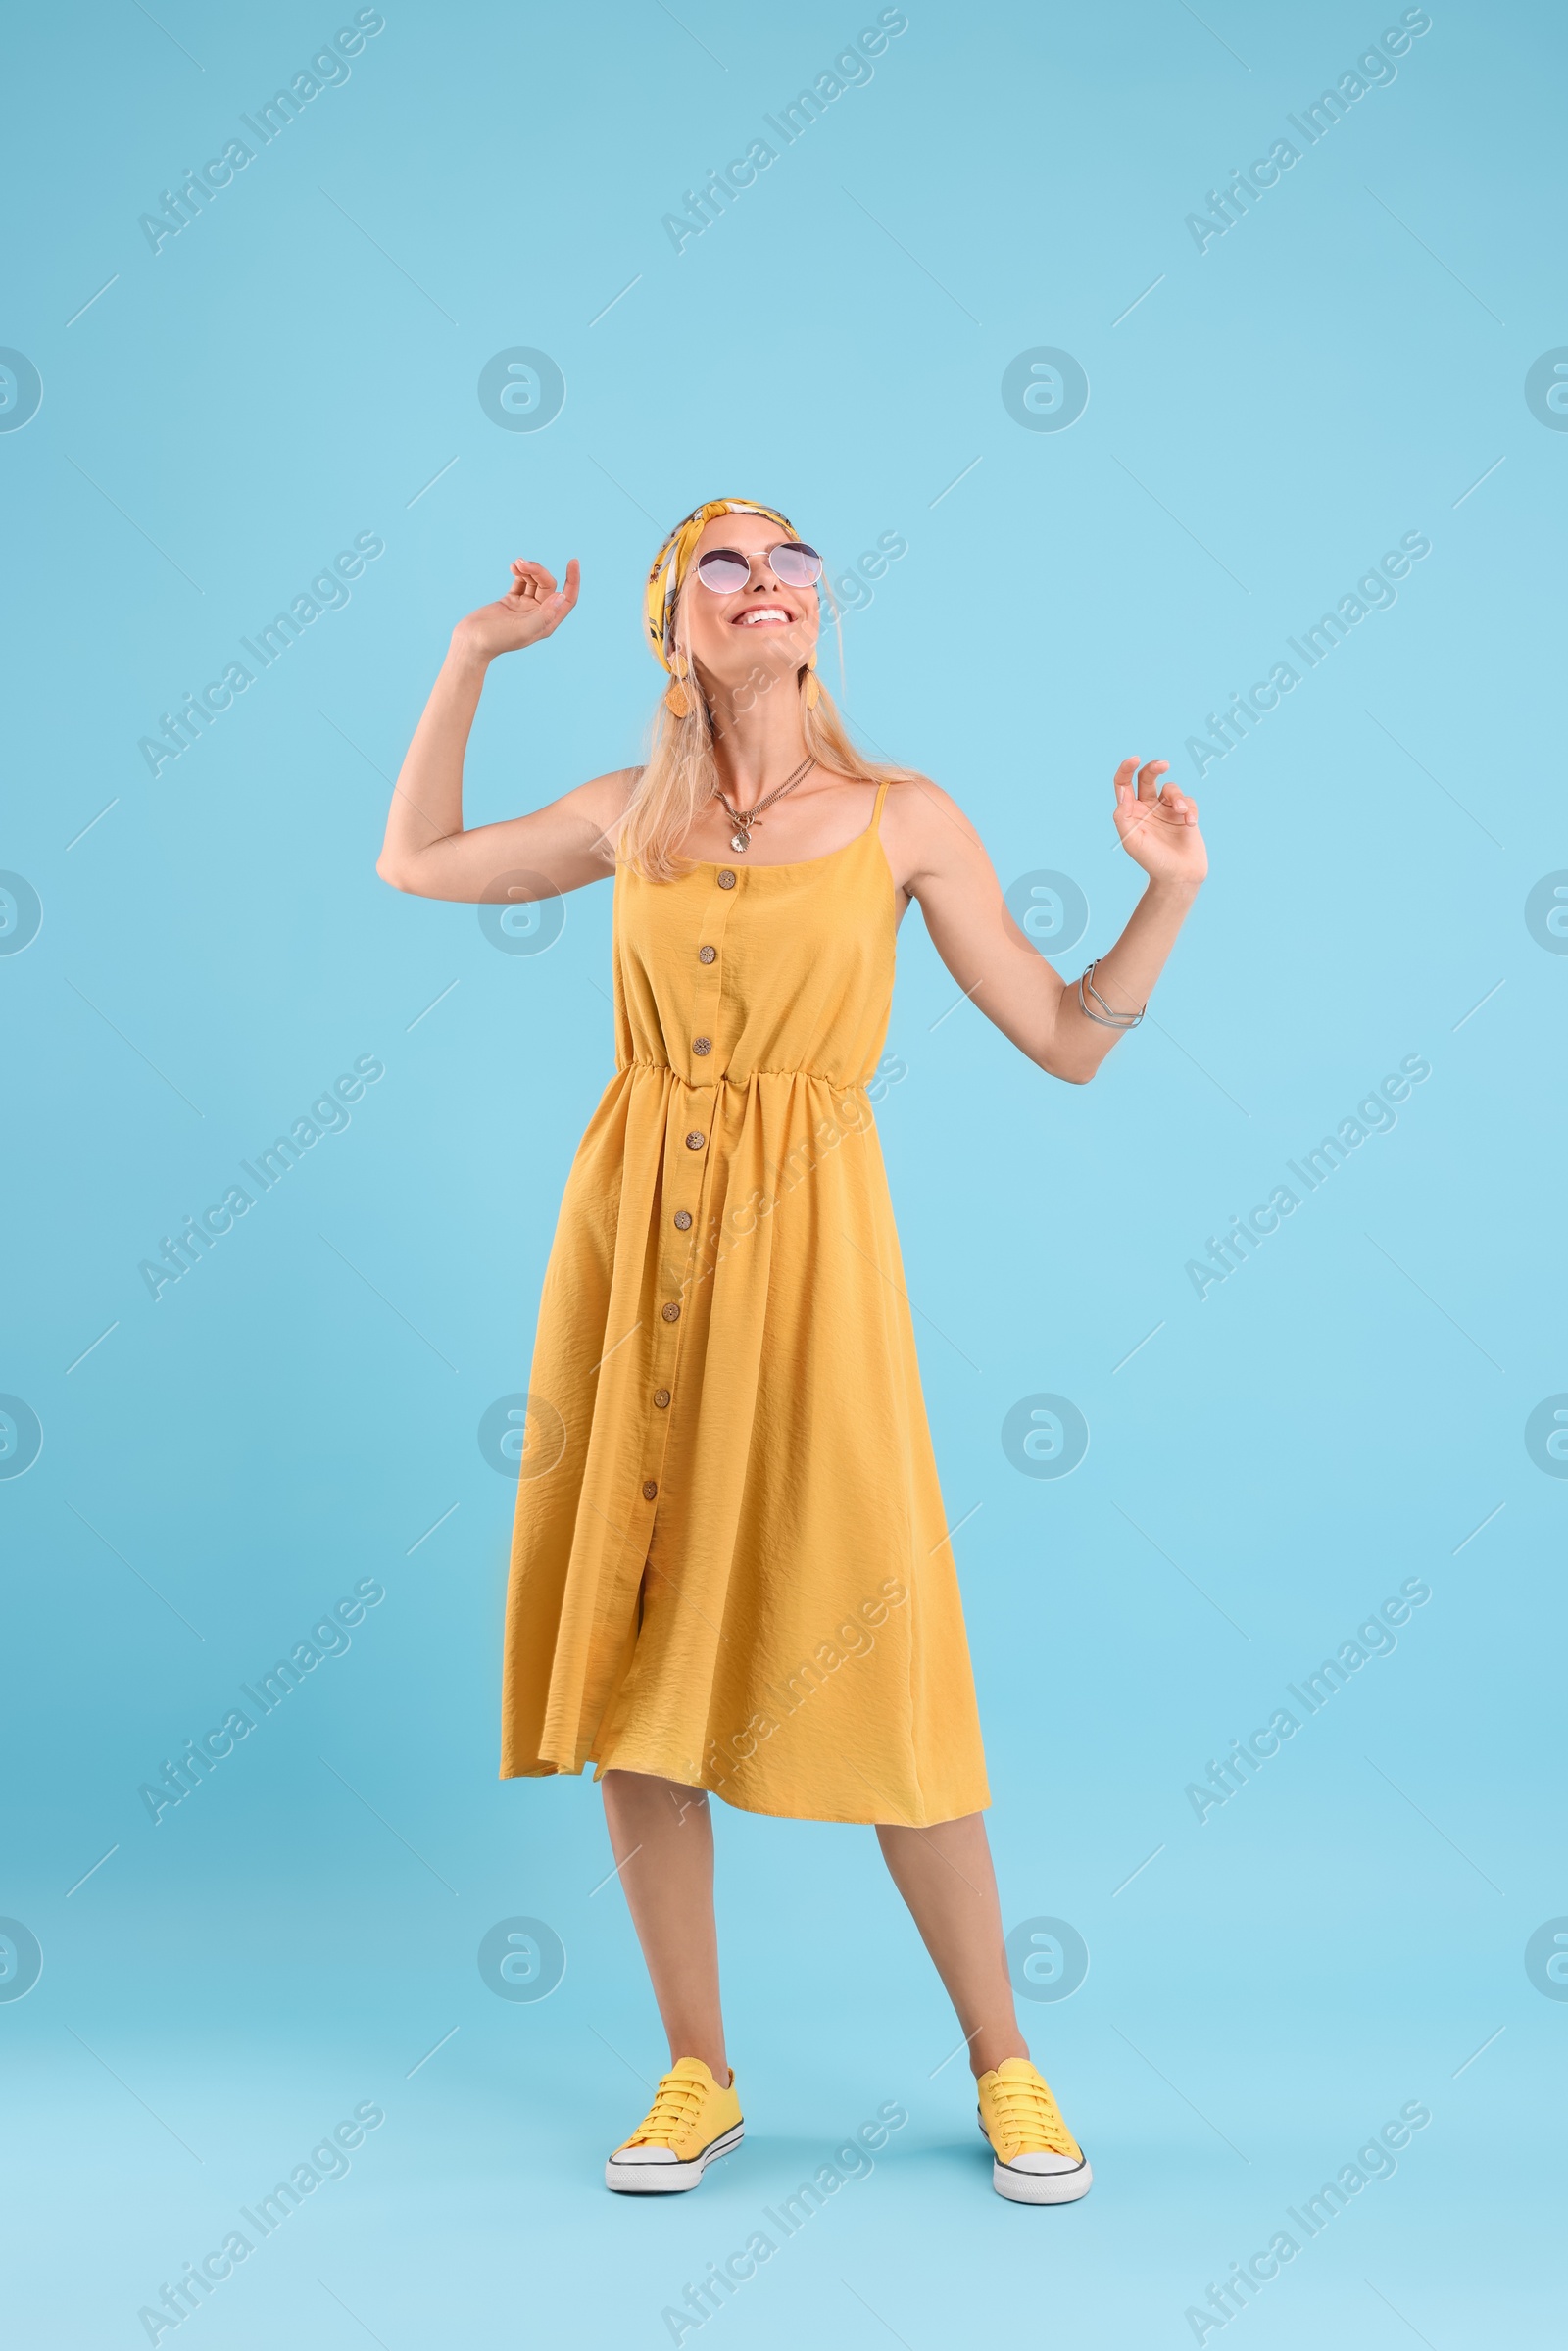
[982,2124,1093,2205]
[605,2121,744,2193]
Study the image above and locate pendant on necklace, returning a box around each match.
[730,831,750,853]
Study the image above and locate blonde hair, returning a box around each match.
[616,588,913,881]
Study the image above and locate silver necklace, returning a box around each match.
[711,756,815,854]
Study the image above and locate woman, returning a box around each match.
[377,497,1206,2205]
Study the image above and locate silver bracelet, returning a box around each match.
[1077,958,1146,1030]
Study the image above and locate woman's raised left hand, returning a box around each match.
[1111,758,1208,889]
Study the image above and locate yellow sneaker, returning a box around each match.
[977,2057,1092,2204]
[605,2058,744,2194]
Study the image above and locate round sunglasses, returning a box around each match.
[694,540,822,593]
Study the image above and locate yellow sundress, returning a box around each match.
[499,778,990,1827]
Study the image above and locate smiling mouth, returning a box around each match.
[734,605,795,626]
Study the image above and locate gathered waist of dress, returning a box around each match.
[616,1057,870,1092]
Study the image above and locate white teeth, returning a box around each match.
[738,609,790,625]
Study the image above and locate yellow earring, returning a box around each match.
[664,676,692,718]
[804,653,820,712]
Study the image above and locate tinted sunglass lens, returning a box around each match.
[696,549,752,591]
[769,541,822,587]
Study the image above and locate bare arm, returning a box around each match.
[888,759,1207,1084]
[375,556,632,902]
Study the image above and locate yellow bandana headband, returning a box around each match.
[643,496,800,674]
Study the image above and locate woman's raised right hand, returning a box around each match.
[452,558,581,661]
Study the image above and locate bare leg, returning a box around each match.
[601,1768,729,2083]
[876,1813,1029,2079]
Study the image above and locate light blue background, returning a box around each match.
[3,2,1564,2343]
